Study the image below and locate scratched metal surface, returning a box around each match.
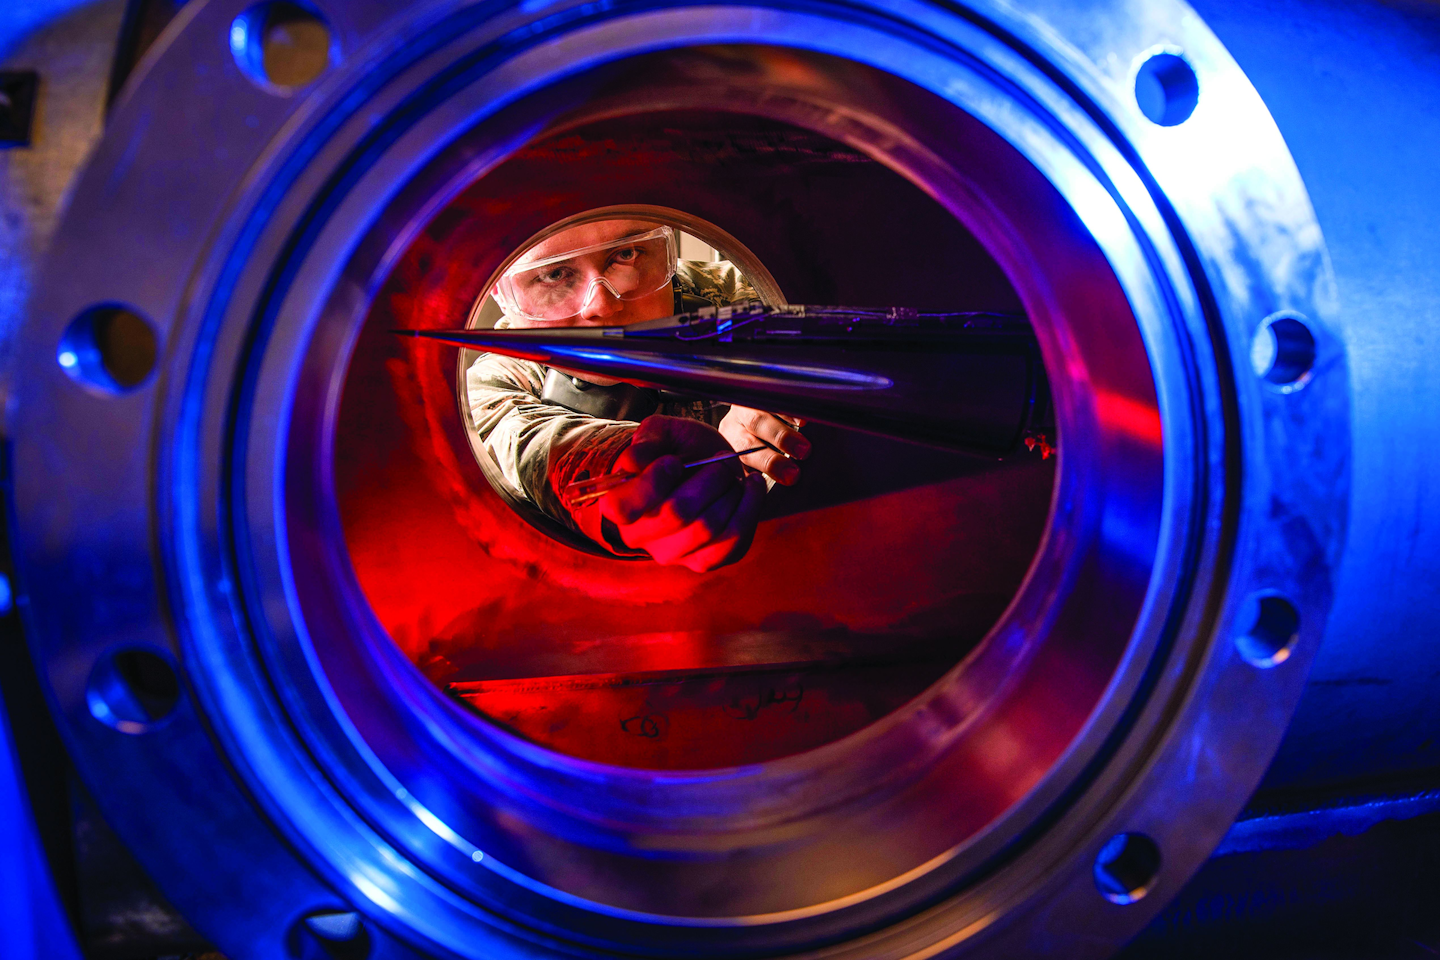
[0,4,122,960]
[1190,0,1440,796]
[0,0,123,403]
[453,659,948,769]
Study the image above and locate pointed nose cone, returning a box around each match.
[397,306,1048,456]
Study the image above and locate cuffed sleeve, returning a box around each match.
[466,353,637,545]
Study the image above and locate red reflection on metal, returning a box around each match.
[333,114,1053,768]
[1094,388,1164,448]
[452,660,943,769]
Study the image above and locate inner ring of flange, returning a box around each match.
[226,29,1179,941]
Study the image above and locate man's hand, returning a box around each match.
[599,416,767,572]
[718,406,810,485]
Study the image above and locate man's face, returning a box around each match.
[497,219,676,329]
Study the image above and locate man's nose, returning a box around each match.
[576,278,624,322]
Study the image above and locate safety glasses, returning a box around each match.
[493,225,677,322]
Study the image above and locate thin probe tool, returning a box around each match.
[563,445,768,507]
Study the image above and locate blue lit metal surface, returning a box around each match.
[0,685,82,960]
[1188,0,1440,795]
[0,0,110,61]
[1218,788,1440,858]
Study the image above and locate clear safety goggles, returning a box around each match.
[493,225,678,322]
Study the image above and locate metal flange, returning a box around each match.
[10,0,1345,957]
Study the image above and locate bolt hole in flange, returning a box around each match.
[57,304,159,393]
[291,911,372,960]
[1235,592,1301,668]
[1134,50,1199,126]
[85,648,181,734]
[230,0,335,92]
[1093,831,1162,905]
[1251,312,1317,389]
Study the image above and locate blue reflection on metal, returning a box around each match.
[1190,0,1440,795]
[558,347,895,389]
[0,686,82,960]
[1218,789,1440,857]
[0,0,106,61]
[0,4,110,954]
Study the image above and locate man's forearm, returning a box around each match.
[468,354,639,549]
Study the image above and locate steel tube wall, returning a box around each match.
[1192,0,1440,793]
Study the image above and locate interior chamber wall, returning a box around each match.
[333,108,1056,768]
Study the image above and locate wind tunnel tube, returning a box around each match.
[342,106,1058,769]
[23,0,1437,956]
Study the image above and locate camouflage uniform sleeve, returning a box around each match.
[465,352,638,549]
[674,260,761,307]
[665,260,760,425]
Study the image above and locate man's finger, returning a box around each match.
[750,413,811,460]
[616,417,694,473]
[618,415,722,473]
[641,485,744,565]
[615,438,670,475]
[620,461,740,542]
[679,472,768,572]
[740,446,800,485]
[602,455,683,524]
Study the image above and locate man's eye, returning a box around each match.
[531,266,576,286]
[611,246,641,264]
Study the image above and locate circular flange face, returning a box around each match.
[10,0,1346,958]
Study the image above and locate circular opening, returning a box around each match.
[267,41,1167,924]
[1251,313,1317,388]
[85,648,181,734]
[1235,592,1300,668]
[1093,832,1162,905]
[1134,51,1200,126]
[339,107,1055,771]
[230,1,334,92]
[457,210,785,556]
[58,304,159,393]
[290,911,370,960]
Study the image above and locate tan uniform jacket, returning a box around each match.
[466,261,759,549]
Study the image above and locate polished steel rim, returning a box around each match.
[11,0,1346,957]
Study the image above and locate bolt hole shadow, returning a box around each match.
[1135,51,1199,126]
[1095,832,1162,905]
